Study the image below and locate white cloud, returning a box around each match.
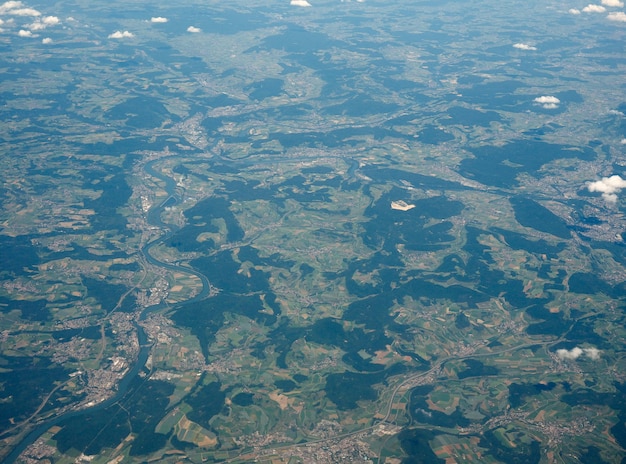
[8,7,39,16]
[28,16,59,31]
[534,96,560,104]
[0,1,39,15]
[0,0,21,10]
[291,0,312,6]
[108,30,134,39]
[187,26,201,33]
[557,347,583,360]
[42,37,52,44]
[584,347,601,360]
[602,0,624,6]
[513,43,537,51]
[18,28,33,36]
[151,16,168,23]
[556,346,601,361]
[620,138,626,144]
[569,8,581,13]
[608,11,626,21]
[534,95,560,109]
[42,15,59,25]
[582,4,606,12]
[587,175,626,203]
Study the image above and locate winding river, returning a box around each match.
[4,156,211,463]
[5,154,360,462]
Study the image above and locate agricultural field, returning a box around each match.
[1,0,626,462]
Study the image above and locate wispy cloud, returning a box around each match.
[607,11,626,20]
[150,16,168,23]
[582,4,606,12]
[108,30,134,39]
[187,26,201,33]
[569,8,582,13]
[13,7,38,16]
[513,43,537,51]
[0,1,40,16]
[587,175,626,203]
[534,95,560,109]
[0,0,22,12]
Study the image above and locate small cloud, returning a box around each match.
[620,138,626,144]
[582,4,606,12]
[42,15,59,25]
[42,37,52,44]
[8,7,40,16]
[587,174,626,203]
[602,0,624,6]
[17,28,32,36]
[584,347,601,360]
[108,30,134,39]
[28,16,59,30]
[291,0,312,6]
[569,8,581,13]
[513,43,537,51]
[0,0,22,11]
[534,95,560,104]
[608,11,626,21]
[0,0,40,15]
[534,95,560,109]
[557,347,583,360]
[556,346,601,361]
[151,16,168,23]
[187,26,201,33]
